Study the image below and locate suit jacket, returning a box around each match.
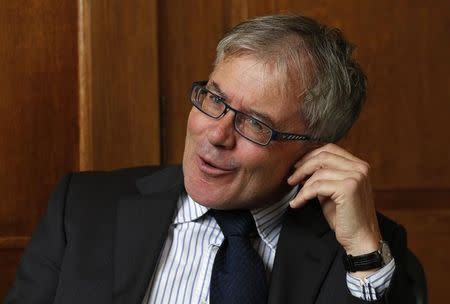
[5,165,414,304]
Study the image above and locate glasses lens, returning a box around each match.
[235,113,272,145]
[192,85,225,118]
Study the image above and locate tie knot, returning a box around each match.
[211,209,256,238]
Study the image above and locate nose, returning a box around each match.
[206,110,236,149]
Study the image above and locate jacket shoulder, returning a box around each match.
[66,165,180,199]
[62,165,180,230]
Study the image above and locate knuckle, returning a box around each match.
[344,178,358,191]
[324,143,335,151]
[359,162,370,175]
[354,171,365,181]
[317,151,330,162]
[315,168,328,178]
[308,179,320,189]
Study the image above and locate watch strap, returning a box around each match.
[343,250,383,272]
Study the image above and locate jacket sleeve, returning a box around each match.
[4,174,72,304]
[382,223,416,304]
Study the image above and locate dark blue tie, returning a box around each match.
[209,209,268,304]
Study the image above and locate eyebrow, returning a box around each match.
[207,80,277,128]
[207,81,228,99]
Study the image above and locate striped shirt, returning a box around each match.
[144,188,394,303]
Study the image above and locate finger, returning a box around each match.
[301,168,361,188]
[289,152,366,185]
[290,179,341,208]
[295,143,365,169]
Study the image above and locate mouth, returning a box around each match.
[197,155,236,176]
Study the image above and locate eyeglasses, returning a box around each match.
[190,81,313,146]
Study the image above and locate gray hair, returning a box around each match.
[215,15,367,143]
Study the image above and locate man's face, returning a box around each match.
[182,55,309,209]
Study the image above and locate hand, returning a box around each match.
[288,144,381,259]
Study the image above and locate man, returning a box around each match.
[6,15,414,303]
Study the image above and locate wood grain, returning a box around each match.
[0,0,79,238]
[0,0,79,299]
[158,0,229,163]
[0,237,29,249]
[86,0,160,170]
[1,0,161,298]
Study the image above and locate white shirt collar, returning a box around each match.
[173,186,299,250]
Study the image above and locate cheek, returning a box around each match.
[238,147,280,182]
[184,110,202,147]
[186,109,198,134]
[183,110,198,160]
[188,108,210,129]
[251,146,300,181]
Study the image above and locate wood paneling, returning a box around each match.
[0,0,79,236]
[81,0,160,170]
[158,0,229,163]
[0,0,79,298]
[1,0,160,298]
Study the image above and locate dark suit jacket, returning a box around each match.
[5,166,414,304]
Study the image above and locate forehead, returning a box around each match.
[209,56,304,130]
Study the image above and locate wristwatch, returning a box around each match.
[343,240,393,272]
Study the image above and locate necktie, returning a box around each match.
[209,209,268,304]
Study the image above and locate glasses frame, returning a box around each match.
[191,81,313,146]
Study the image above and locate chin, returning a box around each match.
[183,160,234,209]
[184,173,215,202]
[184,176,247,210]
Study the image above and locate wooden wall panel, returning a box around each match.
[158,0,229,163]
[0,0,79,299]
[81,0,160,170]
[1,0,160,298]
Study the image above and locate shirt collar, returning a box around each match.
[173,192,209,224]
[174,186,299,249]
[251,186,298,250]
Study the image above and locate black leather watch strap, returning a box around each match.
[343,251,383,272]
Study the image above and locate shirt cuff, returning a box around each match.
[346,259,396,301]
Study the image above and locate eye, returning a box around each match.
[206,92,223,104]
[245,116,264,132]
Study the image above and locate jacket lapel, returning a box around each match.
[268,199,339,304]
[113,166,184,304]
